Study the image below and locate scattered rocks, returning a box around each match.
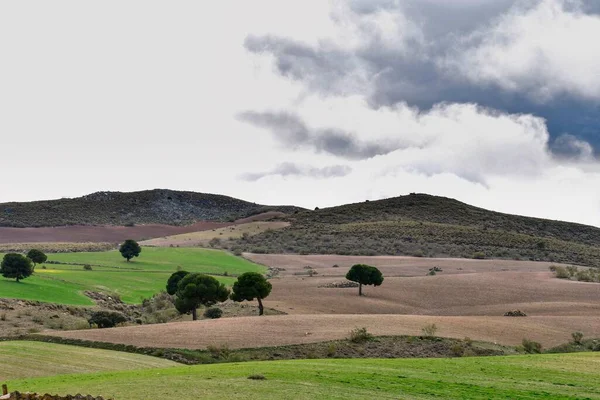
[318,281,359,289]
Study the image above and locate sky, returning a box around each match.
[1,0,600,226]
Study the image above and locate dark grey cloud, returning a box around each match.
[238,111,400,160]
[244,0,600,151]
[240,162,352,182]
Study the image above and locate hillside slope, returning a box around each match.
[0,189,302,227]
[231,193,600,267]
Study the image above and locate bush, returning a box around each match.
[576,270,594,282]
[83,264,92,271]
[451,343,464,357]
[566,266,578,277]
[504,310,527,317]
[554,266,570,279]
[248,374,266,380]
[522,338,542,354]
[203,307,223,319]
[88,311,127,328]
[209,237,222,248]
[421,323,438,337]
[327,343,337,357]
[572,331,584,345]
[472,252,486,260]
[349,327,373,343]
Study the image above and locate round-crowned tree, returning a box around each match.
[1,253,34,282]
[119,239,141,262]
[26,249,47,270]
[174,273,230,320]
[345,264,384,296]
[166,270,189,295]
[230,272,272,316]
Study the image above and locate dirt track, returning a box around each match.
[45,314,600,349]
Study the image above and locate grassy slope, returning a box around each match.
[0,248,263,304]
[0,189,301,227]
[0,341,178,381]
[7,353,600,399]
[233,194,600,266]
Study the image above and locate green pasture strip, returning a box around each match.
[6,353,600,399]
[0,341,179,381]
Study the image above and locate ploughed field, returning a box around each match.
[37,252,600,349]
[5,347,600,399]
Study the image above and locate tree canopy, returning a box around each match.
[346,264,384,296]
[26,249,47,270]
[230,272,272,315]
[1,253,34,282]
[119,239,141,262]
[166,270,189,295]
[173,273,230,320]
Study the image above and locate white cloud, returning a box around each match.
[450,0,600,101]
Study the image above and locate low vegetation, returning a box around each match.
[0,247,263,305]
[0,189,301,227]
[550,265,600,282]
[5,351,600,399]
[232,194,600,266]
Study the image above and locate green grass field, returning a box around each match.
[6,351,600,399]
[0,341,178,381]
[0,248,263,304]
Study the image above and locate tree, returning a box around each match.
[166,270,189,295]
[26,249,47,270]
[119,239,141,262]
[230,272,272,316]
[345,264,384,296]
[173,273,230,320]
[1,253,33,282]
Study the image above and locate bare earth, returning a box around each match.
[0,222,232,244]
[46,254,600,349]
[45,314,600,349]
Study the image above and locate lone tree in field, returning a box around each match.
[173,273,230,320]
[230,272,272,316]
[119,239,141,262]
[166,270,189,295]
[346,264,384,296]
[26,249,47,271]
[1,253,34,282]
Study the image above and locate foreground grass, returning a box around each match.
[0,248,262,304]
[0,341,178,381]
[6,352,600,399]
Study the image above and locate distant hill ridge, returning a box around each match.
[232,193,600,267]
[0,189,303,227]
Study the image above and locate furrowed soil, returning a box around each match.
[44,254,600,350]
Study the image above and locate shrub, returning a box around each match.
[566,266,578,277]
[548,265,557,272]
[332,264,339,268]
[463,337,473,346]
[572,331,584,345]
[421,323,438,337]
[522,338,542,354]
[83,264,92,271]
[209,237,222,248]
[248,374,266,380]
[451,343,464,357]
[554,266,570,279]
[504,310,527,317]
[207,344,231,360]
[472,252,486,260]
[88,311,127,328]
[327,343,337,357]
[576,270,594,282]
[203,307,223,319]
[349,327,373,343]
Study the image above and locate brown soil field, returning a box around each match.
[0,222,232,244]
[141,221,289,247]
[36,254,600,350]
[44,314,600,349]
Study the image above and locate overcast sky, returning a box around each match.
[2,0,600,226]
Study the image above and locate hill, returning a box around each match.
[0,189,302,227]
[231,193,600,267]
